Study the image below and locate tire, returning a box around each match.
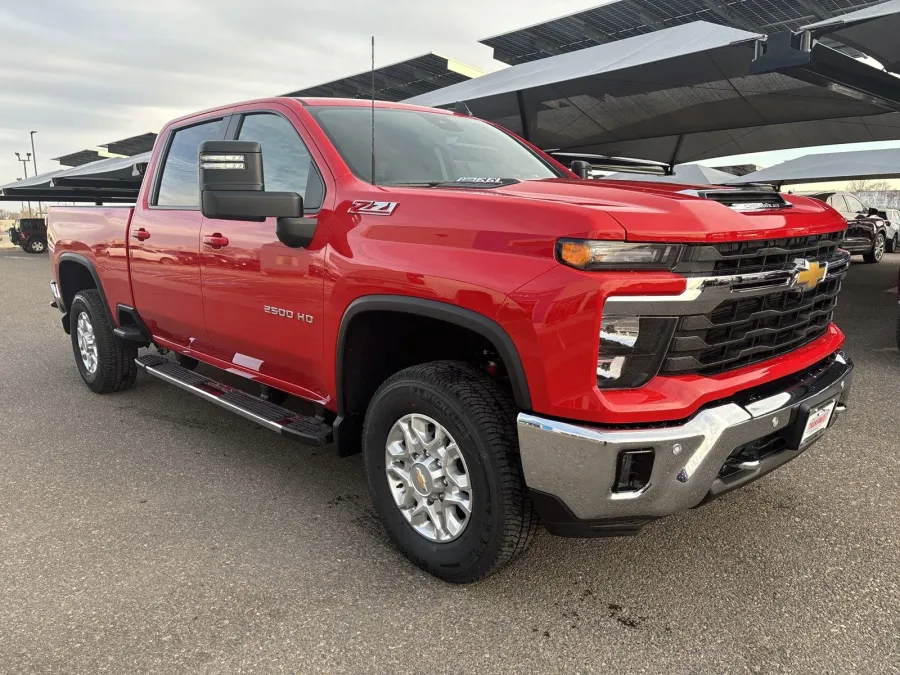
[362,361,538,583]
[69,290,138,394]
[864,232,886,264]
[893,234,900,254]
[25,237,46,254]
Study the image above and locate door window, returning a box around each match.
[237,113,325,210]
[155,119,227,208]
[828,195,849,214]
[844,195,865,214]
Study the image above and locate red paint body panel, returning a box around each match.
[48,206,135,316]
[49,96,849,427]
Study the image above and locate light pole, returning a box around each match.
[14,152,33,217]
[29,131,40,216]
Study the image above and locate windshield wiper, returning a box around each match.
[381,178,521,189]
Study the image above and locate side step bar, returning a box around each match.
[135,355,333,446]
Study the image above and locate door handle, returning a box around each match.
[203,233,229,249]
[132,228,150,241]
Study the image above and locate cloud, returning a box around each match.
[0,0,598,186]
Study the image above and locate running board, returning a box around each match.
[135,355,333,446]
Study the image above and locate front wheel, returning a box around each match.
[890,233,900,254]
[69,290,138,394]
[362,361,538,583]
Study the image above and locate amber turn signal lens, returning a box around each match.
[559,241,593,267]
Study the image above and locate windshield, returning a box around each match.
[306,106,561,185]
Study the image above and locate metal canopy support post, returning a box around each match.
[516,90,530,142]
[669,135,685,174]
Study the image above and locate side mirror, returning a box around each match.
[868,207,879,216]
[570,160,592,180]
[198,140,316,248]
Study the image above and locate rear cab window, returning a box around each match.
[154,118,227,208]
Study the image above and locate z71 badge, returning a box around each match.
[349,200,398,216]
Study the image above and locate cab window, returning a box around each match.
[156,118,226,208]
[237,113,325,210]
[844,195,865,214]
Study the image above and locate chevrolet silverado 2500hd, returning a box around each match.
[48,97,853,582]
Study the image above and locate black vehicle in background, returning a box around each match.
[804,192,887,263]
[7,217,48,254]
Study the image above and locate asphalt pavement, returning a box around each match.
[1,248,899,674]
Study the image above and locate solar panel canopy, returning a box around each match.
[405,20,900,165]
[481,0,890,65]
[284,53,483,102]
[100,133,157,157]
[0,153,149,202]
[727,146,900,184]
[802,0,900,71]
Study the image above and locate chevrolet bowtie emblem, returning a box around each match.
[415,467,427,491]
[794,260,827,292]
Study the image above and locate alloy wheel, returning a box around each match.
[384,413,473,543]
[76,311,99,374]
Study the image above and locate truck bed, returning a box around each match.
[48,206,136,319]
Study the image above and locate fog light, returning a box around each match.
[614,449,655,493]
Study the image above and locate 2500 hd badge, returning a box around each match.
[264,305,314,323]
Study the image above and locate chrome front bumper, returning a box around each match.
[517,352,853,525]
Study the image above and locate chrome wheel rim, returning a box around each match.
[31,240,45,252]
[384,414,473,543]
[876,235,885,260]
[76,311,99,374]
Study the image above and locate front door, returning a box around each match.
[129,116,229,350]
[199,107,330,399]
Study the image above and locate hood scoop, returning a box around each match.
[679,187,792,212]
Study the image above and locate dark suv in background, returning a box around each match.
[804,192,887,263]
[7,217,48,254]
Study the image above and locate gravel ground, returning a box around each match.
[1,248,898,674]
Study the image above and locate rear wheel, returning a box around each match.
[891,233,900,254]
[864,232,886,264]
[362,361,538,583]
[25,237,46,254]
[70,290,138,394]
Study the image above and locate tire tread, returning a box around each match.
[365,360,538,582]
[71,289,138,394]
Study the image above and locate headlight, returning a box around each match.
[557,240,682,270]
[597,315,676,389]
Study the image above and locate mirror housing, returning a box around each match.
[570,160,592,180]
[199,140,302,222]
[198,140,316,248]
[868,207,879,216]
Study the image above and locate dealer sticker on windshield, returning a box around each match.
[800,399,837,446]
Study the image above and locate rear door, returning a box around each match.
[198,104,331,398]
[129,115,230,350]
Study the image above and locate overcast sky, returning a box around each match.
[3,0,900,193]
[0,0,608,187]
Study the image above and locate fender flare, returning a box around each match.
[335,295,532,413]
[57,252,115,326]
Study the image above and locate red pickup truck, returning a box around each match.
[48,97,853,582]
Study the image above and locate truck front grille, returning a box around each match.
[675,231,846,277]
[661,237,848,376]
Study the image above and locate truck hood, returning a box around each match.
[486,178,846,243]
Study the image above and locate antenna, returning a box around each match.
[371,36,376,186]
